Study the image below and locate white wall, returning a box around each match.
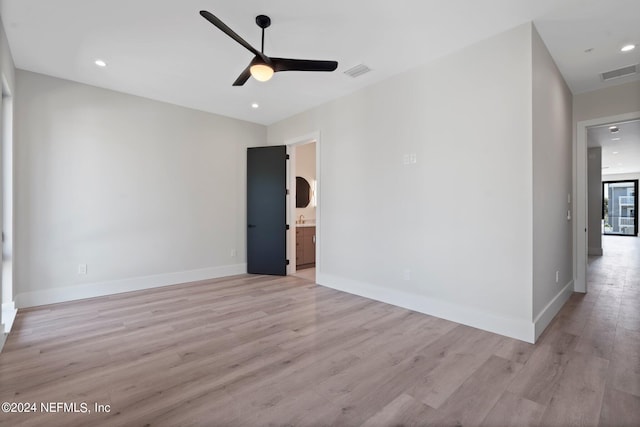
[295,142,316,221]
[269,23,535,341]
[531,27,573,336]
[587,148,602,255]
[574,81,640,123]
[14,71,265,307]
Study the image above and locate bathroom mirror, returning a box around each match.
[296,177,311,208]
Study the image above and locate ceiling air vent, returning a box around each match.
[601,64,638,81]
[344,64,371,78]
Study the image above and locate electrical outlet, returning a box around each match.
[230,249,237,257]
[78,264,87,275]
[410,153,417,164]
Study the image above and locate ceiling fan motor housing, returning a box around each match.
[256,15,271,29]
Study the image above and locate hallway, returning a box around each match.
[562,234,640,424]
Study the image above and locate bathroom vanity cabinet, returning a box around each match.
[296,226,316,269]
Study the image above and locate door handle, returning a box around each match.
[248,224,257,228]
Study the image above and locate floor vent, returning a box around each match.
[344,64,371,78]
[601,64,638,81]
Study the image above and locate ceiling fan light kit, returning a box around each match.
[249,59,274,82]
[200,10,338,86]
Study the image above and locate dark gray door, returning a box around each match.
[247,146,287,275]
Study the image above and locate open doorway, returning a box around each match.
[602,180,638,236]
[286,134,319,283]
[588,120,639,238]
[580,117,640,292]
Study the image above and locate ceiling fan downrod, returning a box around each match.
[255,15,271,54]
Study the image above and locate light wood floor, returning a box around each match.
[1,237,639,426]
[293,267,316,282]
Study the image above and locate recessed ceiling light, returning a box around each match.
[251,103,259,109]
[613,151,619,155]
[609,126,619,133]
[621,44,636,52]
[94,59,107,67]
[612,137,621,141]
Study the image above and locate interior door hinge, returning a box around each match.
[286,259,290,265]
[286,154,290,160]
[286,189,290,195]
[286,224,290,230]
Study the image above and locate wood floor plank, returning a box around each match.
[493,336,536,366]
[410,329,503,409]
[606,326,640,397]
[506,332,576,405]
[574,318,617,359]
[480,391,545,427]
[539,351,609,427]
[599,387,640,427]
[420,355,520,427]
[315,350,439,425]
[360,393,435,427]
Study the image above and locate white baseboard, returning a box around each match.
[533,280,574,341]
[15,263,247,308]
[0,331,6,353]
[2,301,17,332]
[316,272,536,343]
[1,301,17,353]
[588,247,603,256]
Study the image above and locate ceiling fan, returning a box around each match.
[200,11,338,86]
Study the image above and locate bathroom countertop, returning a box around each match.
[295,223,316,227]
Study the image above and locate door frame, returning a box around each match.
[285,131,321,276]
[0,76,13,337]
[575,111,640,293]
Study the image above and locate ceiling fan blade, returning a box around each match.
[200,11,268,62]
[232,65,252,86]
[271,58,338,73]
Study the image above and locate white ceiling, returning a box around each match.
[1,0,639,125]
[588,120,640,176]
